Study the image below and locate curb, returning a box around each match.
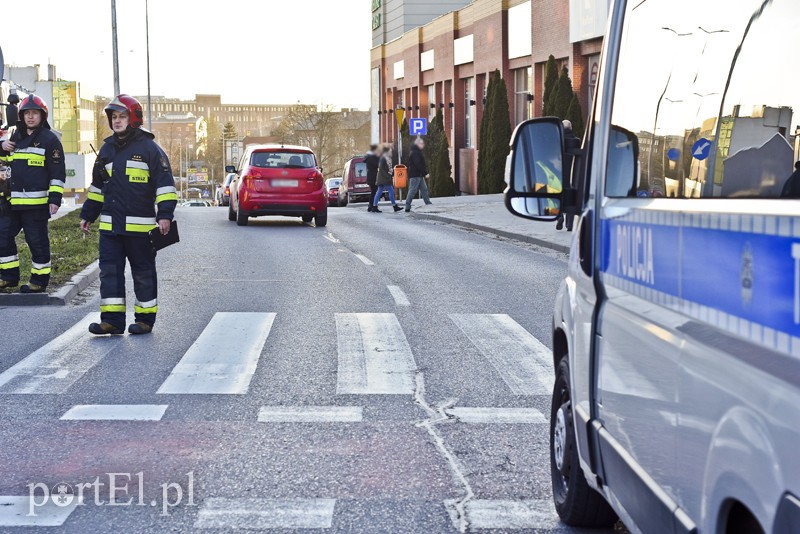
[0,260,100,307]
[410,212,571,254]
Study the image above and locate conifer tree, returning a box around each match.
[477,70,511,194]
[542,55,559,116]
[426,107,454,197]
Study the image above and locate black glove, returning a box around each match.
[93,157,110,184]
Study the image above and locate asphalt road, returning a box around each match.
[0,203,620,533]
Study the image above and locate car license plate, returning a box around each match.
[356,184,369,189]
[273,179,298,187]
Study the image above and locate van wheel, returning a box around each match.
[315,214,327,227]
[551,356,617,527]
[235,204,248,226]
[228,202,236,221]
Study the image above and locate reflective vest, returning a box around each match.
[0,127,66,211]
[80,129,177,236]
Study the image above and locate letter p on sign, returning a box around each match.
[410,118,427,136]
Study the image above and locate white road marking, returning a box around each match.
[457,499,560,530]
[194,498,336,529]
[335,313,418,395]
[323,233,340,243]
[60,404,168,421]
[450,314,553,395]
[354,254,374,266]
[0,496,81,526]
[0,313,115,394]
[387,285,410,306]
[258,406,363,423]
[157,312,275,394]
[445,407,547,424]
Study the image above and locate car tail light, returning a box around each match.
[224,186,230,195]
[242,176,254,189]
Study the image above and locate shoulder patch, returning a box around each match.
[160,156,169,171]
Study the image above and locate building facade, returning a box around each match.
[370,0,606,194]
[137,94,314,139]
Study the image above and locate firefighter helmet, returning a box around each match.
[18,94,49,129]
[105,94,144,129]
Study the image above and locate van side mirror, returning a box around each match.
[504,118,564,221]
[225,165,236,173]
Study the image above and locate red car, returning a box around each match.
[325,178,342,207]
[227,145,327,227]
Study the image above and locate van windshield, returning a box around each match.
[251,152,316,169]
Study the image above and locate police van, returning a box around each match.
[504,0,800,532]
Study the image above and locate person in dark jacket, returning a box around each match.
[364,144,380,212]
[373,145,402,213]
[780,161,800,198]
[0,95,66,293]
[556,120,580,231]
[80,95,177,335]
[404,136,432,212]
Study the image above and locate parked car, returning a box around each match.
[325,177,342,207]
[503,1,800,533]
[338,156,371,206]
[216,172,236,206]
[227,144,327,227]
[181,201,208,207]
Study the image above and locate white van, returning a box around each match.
[505,1,800,532]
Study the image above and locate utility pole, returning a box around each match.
[145,0,152,129]
[111,0,120,95]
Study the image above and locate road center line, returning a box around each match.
[445,407,546,424]
[194,498,336,530]
[336,313,418,394]
[258,406,363,423]
[387,285,410,306]
[450,314,553,396]
[0,313,116,394]
[157,312,275,395]
[0,496,81,527]
[354,253,374,266]
[60,404,169,421]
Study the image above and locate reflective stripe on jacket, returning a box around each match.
[0,128,66,210]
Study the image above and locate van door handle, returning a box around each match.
[579,210,592,276]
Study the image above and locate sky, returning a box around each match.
[0,0,372,110]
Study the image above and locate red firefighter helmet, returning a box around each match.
[105,94,144,129]
[18,94,50,129]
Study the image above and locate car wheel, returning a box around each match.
[551,356,617,527]
[302,215,314,223]
[315,214,327,227]
[228,202,236,221]
[235,203,248,226]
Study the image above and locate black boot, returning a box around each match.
[128,322,153,335]
[393,205,402,212]
[20,283,46,294]
[373,206,382,213]
[89,322,125,335]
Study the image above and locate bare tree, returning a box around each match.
[274,103,343,171]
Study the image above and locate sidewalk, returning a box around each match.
[404,194,573,254]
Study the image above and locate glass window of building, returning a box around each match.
[514,67,532,126]
[464,77,475,148]
[428,85,436,120]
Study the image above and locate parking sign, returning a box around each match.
[409,118,427,136]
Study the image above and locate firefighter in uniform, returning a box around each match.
[0,94,66,293]
[80,95,177,335]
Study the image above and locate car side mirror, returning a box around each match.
[504,117,565,221]
[225,165,236,173]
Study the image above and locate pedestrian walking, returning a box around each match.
[80,95,178,335]
[364,144,380,211]
[0,95,66,293]
[556,120,579,231]
[404,136,432,212]
[373,145,402,213]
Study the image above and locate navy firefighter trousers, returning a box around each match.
[0,209,51,287]
[99,233,158,329]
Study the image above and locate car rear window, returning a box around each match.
[250,151,316,169]
[353,162,367,178]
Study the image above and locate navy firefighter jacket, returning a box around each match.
[80,128,177,236]
[0,126,66,210]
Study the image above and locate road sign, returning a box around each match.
[667,148,681,161]
[395,109,404,130]
[691,138,712,161]
[409,118,427,136]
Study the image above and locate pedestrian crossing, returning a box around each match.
[0,312,553,403]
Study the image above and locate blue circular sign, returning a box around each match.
[667,148,681,161]
[691,138,713,161]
